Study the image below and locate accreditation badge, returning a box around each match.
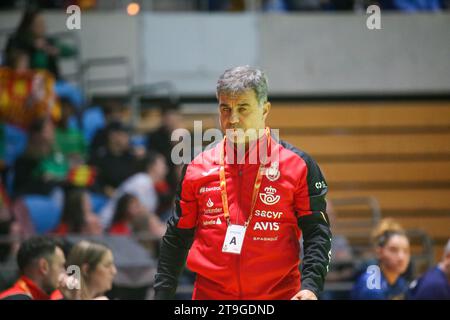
[222,224,246,254]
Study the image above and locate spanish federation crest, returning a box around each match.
[259,186,280,205]
[265,162,280,182]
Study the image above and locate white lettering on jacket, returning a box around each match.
[254,210,283,219]
[253,222,280,231]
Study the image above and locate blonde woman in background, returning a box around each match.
[351,218,411,300]
[67,241,117,300]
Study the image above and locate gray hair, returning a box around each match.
[216,65,269,106]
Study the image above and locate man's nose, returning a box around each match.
[112,265,117,276]
[230,111,239,125]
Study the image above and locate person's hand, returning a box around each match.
[34,37,59,56]
[58,274,81,300]
[291,289,318,300]
[147,213,167,238]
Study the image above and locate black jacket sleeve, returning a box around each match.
[154,165,196,300]
[298,211,332,298]
[294,148,332,298]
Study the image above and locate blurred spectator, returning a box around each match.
[3,45,30,70]
[12,117,69,197]
[408,239,450,299]
[5,7,84,111]
[351,218,411,299]
[1,47,61,130]
[100,152,167,237]
[89,100,126,155]
[5,7,77,80]
[146,105,183,216]
[263,0,355,11]
[66,240,117,300]
[0,179,14,263]
[378,0,442,11]
[263,0,289,11]
[55,97,87,167]
[282,0,323,10]
[207,0,246,11]
[327,0,355,10]
[108,193,142,236]
[89,121,138,197]
[0,124,5,172]
[53,187,102,235]
[0,235,79,300]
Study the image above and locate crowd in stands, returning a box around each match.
[0,7,448,300]
[0,7,180,298]
[209,0,449,11]
[1,0,449,12]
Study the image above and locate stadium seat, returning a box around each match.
[22,195,62,234]
[89,192,109,214]
[3,124,28,167]
[81,106,105,144]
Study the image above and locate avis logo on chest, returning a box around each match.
[252,210,284,231]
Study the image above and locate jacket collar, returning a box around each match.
[213,128,276,166]
[18,275,51,300]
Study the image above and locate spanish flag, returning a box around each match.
[67,165,96,187]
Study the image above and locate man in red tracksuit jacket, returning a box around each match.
[155,66,332,300]
[0,236,78,300]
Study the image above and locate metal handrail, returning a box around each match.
[330,196,382,226]
[81,56,133,103]
[129,82,179,128]
[405,228,435,272]
[0,232,161,244]
[50,30,83,85]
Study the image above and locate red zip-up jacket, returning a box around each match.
[155,132,331,300]
[0,276,50,300]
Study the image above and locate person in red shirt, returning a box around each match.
[0,236,79,300]
[155,66,332,300]
[108,193,141,236]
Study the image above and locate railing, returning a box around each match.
[81,56,133,102]
[129,82,179,127]
[51,30,83,85]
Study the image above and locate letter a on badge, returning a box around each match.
[222,224,246,254]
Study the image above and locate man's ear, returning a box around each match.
[262,101,271,121]
[38,257,50,276]
[82,263,90,277]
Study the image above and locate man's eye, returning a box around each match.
[239,107,247,113]
[221,108,231,112]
